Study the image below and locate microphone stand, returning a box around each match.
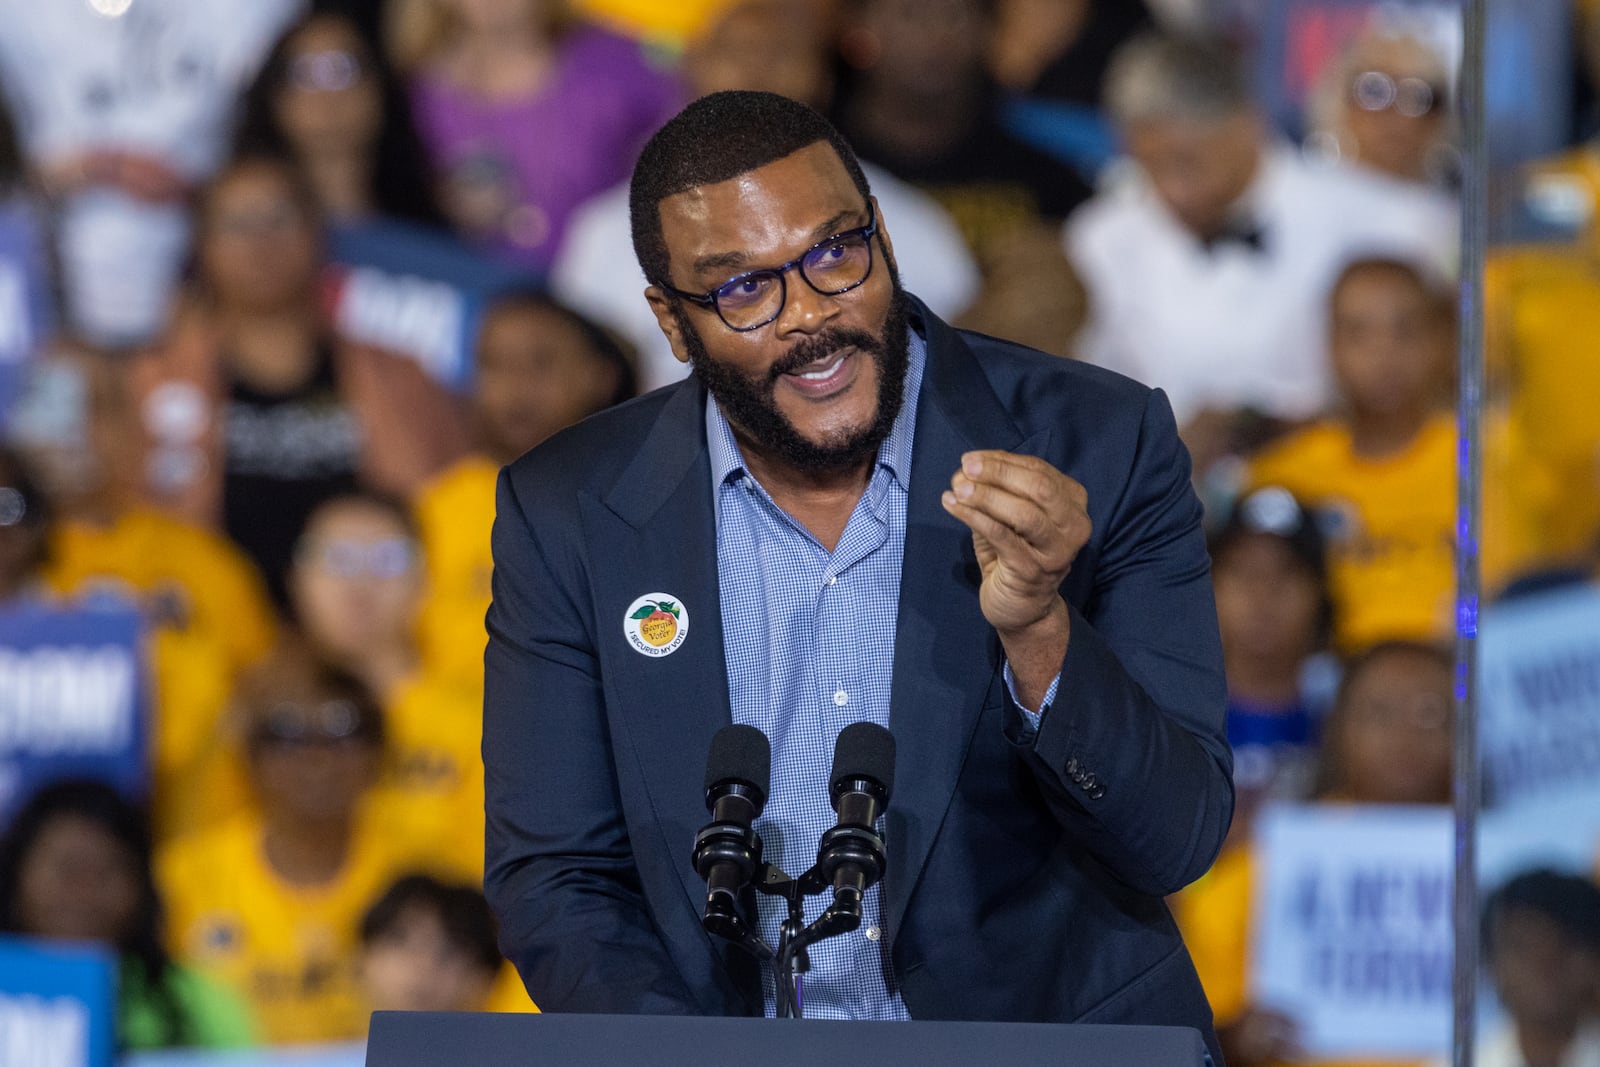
[700,796,888,1018]
[754,864,810,1018]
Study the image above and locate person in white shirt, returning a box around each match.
[551,0,978,394]
[0,0,302,347]
[1064,33,1457,447]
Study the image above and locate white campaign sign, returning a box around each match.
[1477,584,1600,886]
[1252,803,1454,1059]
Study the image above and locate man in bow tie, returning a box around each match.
[1063,32,1458,478]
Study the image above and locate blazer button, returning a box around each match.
[1066,756,1081,777]
[1085,778,1106,800]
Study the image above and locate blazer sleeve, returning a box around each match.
[1011,387,1234,897]
[482,469,700,1013]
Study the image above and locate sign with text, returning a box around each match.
[0,936,116,1067]
[1477,583,1600,884]
[323,219,534,392]
[0,604,148,828]
[1252,803,1453,1058]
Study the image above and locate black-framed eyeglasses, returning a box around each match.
[660,202,879,332]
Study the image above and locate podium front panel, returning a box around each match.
[366,1011,1210,1066]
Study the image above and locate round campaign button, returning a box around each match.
[623,593,688,658]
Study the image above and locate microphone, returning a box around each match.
[691,724,770,942]
[810,722,894,926]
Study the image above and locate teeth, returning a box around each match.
[797,353,847,380]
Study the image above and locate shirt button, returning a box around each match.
[833,689,849,707]
[864,925,881,941]
[825,575,836,586]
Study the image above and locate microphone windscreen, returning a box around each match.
[703,723,771,801]
[831,722,895,802]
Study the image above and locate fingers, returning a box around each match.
[941,451,1089,563]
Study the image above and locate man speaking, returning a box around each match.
[483,91,1232,1054]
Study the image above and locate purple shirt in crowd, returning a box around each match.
[410,23,683,276]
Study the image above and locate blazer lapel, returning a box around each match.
[581,381,735,929]
[883,305,1045,942]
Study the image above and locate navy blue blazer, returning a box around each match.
[483,299,1233,1053]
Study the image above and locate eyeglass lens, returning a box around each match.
[712,231,874,330]
[1351,71,1440,118]
[256,700,366,745]
[288,50,364,93]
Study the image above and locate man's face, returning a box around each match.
[1123,112,1262,238]
[647,142,911,477]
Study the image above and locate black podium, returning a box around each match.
[366,1011,1211,1066]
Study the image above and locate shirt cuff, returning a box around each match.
[1002,662,1061,732]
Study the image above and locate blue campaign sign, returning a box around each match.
[1252,803,1454,1059]
[0,936,117,1067]
[323,219,536,393]
[0,197,56,432]
[0,603,149,828]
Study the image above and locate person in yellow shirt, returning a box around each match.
[158,648,443,1045]
[22,344,277,673]
[289,491,492,877]
[1484,243,1600,561]
[1247,256,1545,654]
[1172,640,1453,1067]
[14,345,279,840]
[414,291,634,690]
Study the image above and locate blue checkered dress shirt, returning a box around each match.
[708,329,1055,1019]
[707,332,925,1020]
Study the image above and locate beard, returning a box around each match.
[676,278,913,478]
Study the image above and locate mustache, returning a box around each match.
[766,328,882,383]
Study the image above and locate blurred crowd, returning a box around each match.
[0,0,1597,1062]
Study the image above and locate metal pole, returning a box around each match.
[1453,0,1488,1062]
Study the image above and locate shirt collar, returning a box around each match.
[706,325,927,492]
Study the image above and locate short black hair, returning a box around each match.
[1482,867,1600,958]
[361,873,502,975]
[1331,255,1454,321]
[628,90,872,287]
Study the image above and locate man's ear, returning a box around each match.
[645,286,692,365]
[870,195,898,276]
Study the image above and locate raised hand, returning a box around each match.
[940,450,1091,708]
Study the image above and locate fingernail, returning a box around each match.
[941,491,957,509]
[962,454,982,476]
[954,479,974,499]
